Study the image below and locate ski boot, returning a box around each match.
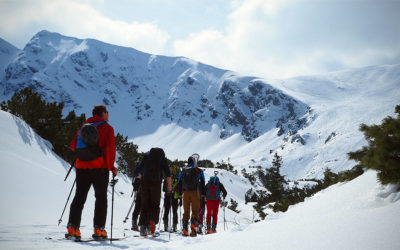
[93,226,107,240]
[190,218,197,237]
[65,223,81,241]
[149,220,156,235]
[206,222,211,234]
[140,225,148,237]
[164,220,169,232]
[211,223,217,234]
[197,224,203,234]
[131,219,139,231]
[182,221,189,236]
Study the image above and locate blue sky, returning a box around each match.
[1,0,399,78]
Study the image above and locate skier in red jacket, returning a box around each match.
[66,105,117,240]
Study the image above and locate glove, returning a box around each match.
[111,167,117,177]
[133,178,141,191]
[179,198,182,207]
[110,178,118,187]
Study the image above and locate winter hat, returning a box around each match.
[210,176,219,183]
[188,156,195,167]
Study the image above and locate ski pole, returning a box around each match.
[158,197,164,231]
[130,187,134,197]
[179,200,182,231]
[169,194,172,240]
[64,164,74,182]
[223,199,226,231]
[123,191,136,223]
[58,178,76,226]
[111,175,116,243]
[203,199,206,235]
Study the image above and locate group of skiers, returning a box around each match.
[64,105,228,241]
[131,153,227,237]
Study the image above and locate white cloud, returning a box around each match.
[172,0,400,78]
[1,0,399,78]
[0,0,170,54]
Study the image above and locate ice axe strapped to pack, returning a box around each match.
[191,153,200,166]
[75,121,105,161]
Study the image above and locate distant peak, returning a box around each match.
[0,37,20,52]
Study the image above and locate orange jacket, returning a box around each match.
[69,115,116,170]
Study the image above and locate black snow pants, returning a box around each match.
[68,168,109,228]
[139,180,161,226]
[132,189,142,222]
[163,193,178,226]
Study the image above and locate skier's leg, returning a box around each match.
[93,168,109,228]
[68,169,91,229]
[172,197,179,228]
[206,200,212,224]
[131,191,141,230]
[149,182,161,234]
[139,182,151,227]
[163,193,171,230]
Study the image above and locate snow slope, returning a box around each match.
[1,110,399,249]
[176,171,400,250]
[0,109,253,248]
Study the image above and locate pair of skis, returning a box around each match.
[45,236,124,243]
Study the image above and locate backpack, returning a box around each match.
[206,176,220,200]
[75,121,105,161]
[182,167,199,191]
[143,148,165,181]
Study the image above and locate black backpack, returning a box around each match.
[75,121,105,161]
[143,148,165,181]
[182,167,199,191]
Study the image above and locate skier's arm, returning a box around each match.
[133,157,145,178]
[104,125,116,171]
[177,172,183,196]
[162,159,172,191]
[200,170,206,196]
[167,176,172,193]
[220,183,227,199]
[69,132,78,151]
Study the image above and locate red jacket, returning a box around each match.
[69,115,116,170]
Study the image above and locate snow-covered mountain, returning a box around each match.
[0,38,19,75]
[1,30,399,180]
[1,109,399,249]
[0,30,310,142]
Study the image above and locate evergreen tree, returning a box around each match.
[322,168,339,188]
[228,198,240,213]
[115,133,141,177]
[54,110,86,164]
[3,87,64,138]
[348,105,400,186]
[1,87,85,165]
[259,152,287,201]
